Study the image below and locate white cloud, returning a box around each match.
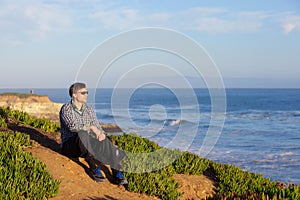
[1,0,300,45]
[0,0,72,44]
[90,8,139,30]
[279,14,300,34]
[90,6,171,30]
[88,4,300,35]
[89,5,272,33]
[174,9,273,33]
[184,11,266,32]
[283,23,296,33]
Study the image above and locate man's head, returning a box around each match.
[69,82,88,103]
[69,82,87,97]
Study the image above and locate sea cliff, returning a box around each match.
[0,93,62,122]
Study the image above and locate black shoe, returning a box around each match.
[113,171,128,185]
[92,166,106,182]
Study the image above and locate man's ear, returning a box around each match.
[72,93,76,99]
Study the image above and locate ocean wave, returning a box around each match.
[135,118,196,126]
[164,119,197,126]
[169,119,181,126]
[278,152,294,157]
[227,110,300,122]
[251,152,297,164]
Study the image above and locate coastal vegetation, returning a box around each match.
[0,106,59,133]
[111,134,300,200]
[0,131,60,199]
[0,92,44,98]
[0,106,299,199]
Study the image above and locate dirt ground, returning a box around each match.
[7,123,217,200]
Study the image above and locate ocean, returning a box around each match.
[1,88,300,184]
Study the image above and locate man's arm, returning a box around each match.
[87,107,106,141]
[90,108,104,131]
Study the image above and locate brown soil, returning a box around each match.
[5,122,217,200]
[28,146,158,200]
[174,174,216,200]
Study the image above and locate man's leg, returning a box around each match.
[73,132,105,182]
[90,137,126,169]
[88,136,128,185]
[78,130,128,184]
[61,134,82,158]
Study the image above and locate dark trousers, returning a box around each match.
[61,131,126,171]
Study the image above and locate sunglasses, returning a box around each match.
[78,91,88,95]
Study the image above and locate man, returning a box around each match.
[59,82,128,185]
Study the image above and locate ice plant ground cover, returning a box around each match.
[0,131,60,199]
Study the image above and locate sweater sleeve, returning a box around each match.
[88,106,103,132]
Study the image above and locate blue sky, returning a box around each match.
[1,0,299,88]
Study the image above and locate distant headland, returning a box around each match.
[0,92,62,122]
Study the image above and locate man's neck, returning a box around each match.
[72,100,83,111]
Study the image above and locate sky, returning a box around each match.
[0,0,300,88]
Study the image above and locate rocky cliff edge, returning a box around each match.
[0,94,62,122]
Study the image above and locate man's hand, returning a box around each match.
[90,125,106,141]
[95,132,106,141]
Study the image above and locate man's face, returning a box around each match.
[73,87,88,103]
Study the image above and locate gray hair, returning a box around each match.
[69,82,86,97]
